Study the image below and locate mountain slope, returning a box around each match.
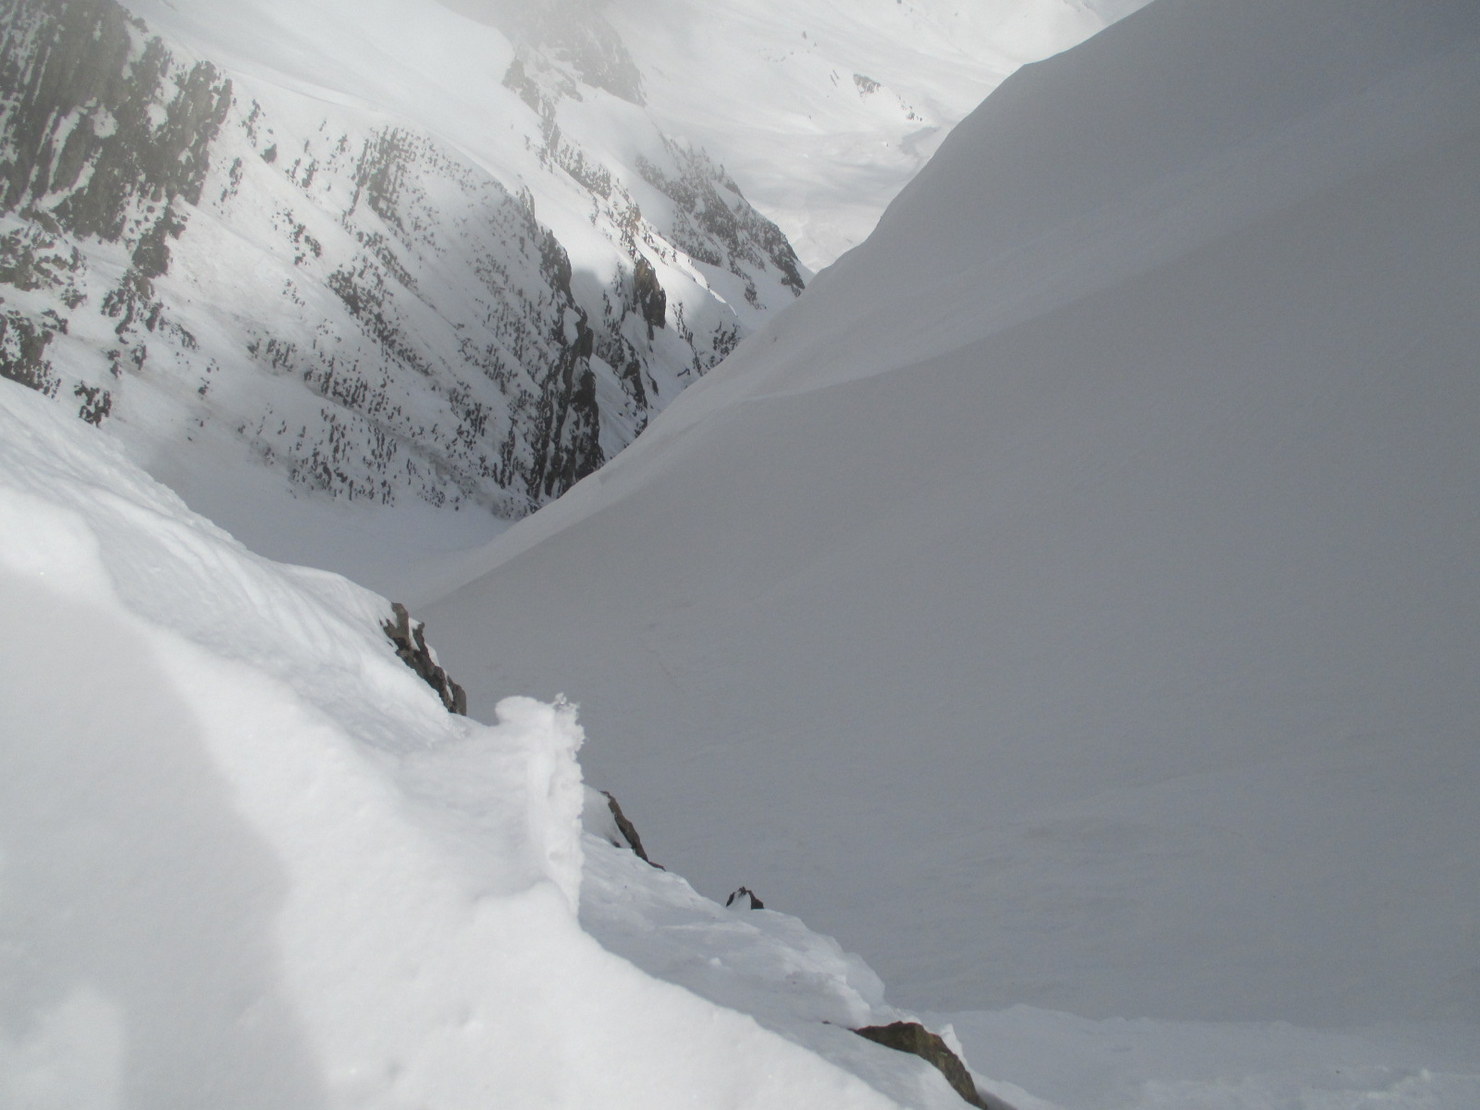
[0,0,804,577]
[419,0,1480,1026]
[0,0,1150,589]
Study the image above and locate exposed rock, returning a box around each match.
[851,1021,1005,1110]
[638,139,806,299]
[724,886,765,910]
[0,0,231,235]
[601,789,658,866]
[494,0,646,107]
[633,256,666,338]
[0,310,61,396]
[74,381,112,425]
[381,602,468,715]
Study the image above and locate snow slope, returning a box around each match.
[448,0,1146,270]
[943,1006,1480,1110]
[419,0,1480,1040]
[0,376,1016,1109]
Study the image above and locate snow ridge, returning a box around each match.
[0,376,996,1108]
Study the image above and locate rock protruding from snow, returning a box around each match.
[725,886,765,911]
[852,1022,996,1110]
[382,602,468,715]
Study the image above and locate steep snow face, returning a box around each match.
[420,0,1480,1028]
[0,377,1010,1110]
[449,0,1147,270]
[0,0,802,572]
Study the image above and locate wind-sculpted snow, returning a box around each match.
[0,378,1010,1108]
[419,0,1480,1049]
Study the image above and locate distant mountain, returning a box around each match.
[0,0,802,534]
[420,0,1480,1025]
[455,0,1143,269]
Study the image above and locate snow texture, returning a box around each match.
[0,379,959,1108]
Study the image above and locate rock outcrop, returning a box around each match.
[724,886,765,910]
[382,602,468,715]
[851,1021,1003,1110]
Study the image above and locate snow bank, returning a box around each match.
[0,379,924,1107]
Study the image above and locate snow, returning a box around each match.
[8,0,1480,1105]
[12,387,1466,1110]
[0,380,952,1108]
[414,0,1480,1076]
[8,0,812,578]
[940,1007,1480,1110]
[17,0,1150,582]
[484,0,1146,270]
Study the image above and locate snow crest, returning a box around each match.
[0,379,916,1108]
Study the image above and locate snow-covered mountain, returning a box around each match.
[448,0,1144,270]
[7,0,1480,1104]
[0,0,803,551]
[0,0,1130,585]
[418,0,1480,1047]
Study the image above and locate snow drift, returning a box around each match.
[419,0,1480,1029]
[0,379,1000,1108]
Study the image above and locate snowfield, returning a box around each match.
[4,369,1475,1105]
[596,0,1147,269]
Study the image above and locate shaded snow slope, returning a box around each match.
[942,1006,1480,1110]
[420,0,1480,1028]
[0,378,1000,1109]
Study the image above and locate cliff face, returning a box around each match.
[0,0,803,518]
